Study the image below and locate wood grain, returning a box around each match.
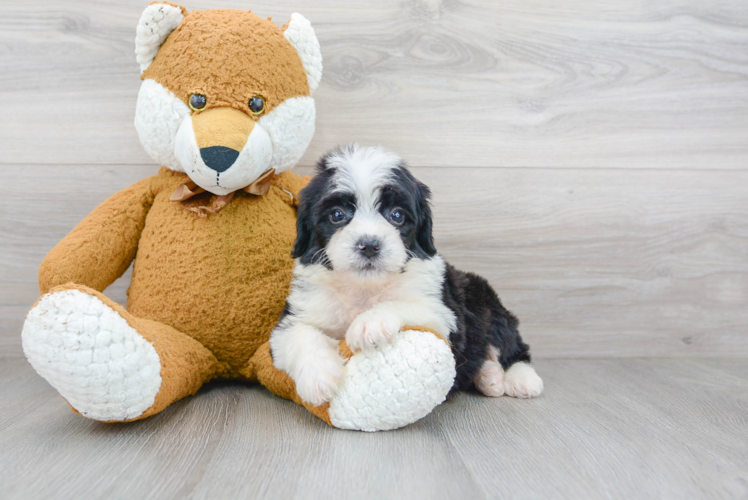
[1,165,746,358]
[1,357,746,499]
[1,0,747,168]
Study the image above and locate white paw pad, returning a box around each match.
[22,290,162,421]
[504,362,543,399]
[329,330,455,432]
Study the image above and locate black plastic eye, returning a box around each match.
[389,209,405,226]
[330,209,346,224]
[189,94,207,111]
[248,96,265,115]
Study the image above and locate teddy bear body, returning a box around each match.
[39,168,304,380]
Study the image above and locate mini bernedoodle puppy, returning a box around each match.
[270,144,543,406]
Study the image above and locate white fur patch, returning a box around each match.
[134,79,190,172]
[326,211,407,275]
[328,329,455,432]
[474,346,505,397]
[22,290,162,421]
[135,3,184,73]
[504,362,544,399]
[285,256,457,341]
[328,145,402,208]
[283,13,323,93]
[259,96,316,174]
[270,322,345,406]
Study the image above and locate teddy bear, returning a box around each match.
[21,2,456,432]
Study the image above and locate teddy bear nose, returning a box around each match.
[200,146,240,173]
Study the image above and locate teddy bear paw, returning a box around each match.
[22,289,162,421]
[327,329,455,431]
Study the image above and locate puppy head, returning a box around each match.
[293,144,436,277]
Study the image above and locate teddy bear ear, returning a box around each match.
[283,13,323,94]
[135,2,187,73]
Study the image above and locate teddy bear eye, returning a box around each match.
[189,94,207,111]
[248,96,265,115]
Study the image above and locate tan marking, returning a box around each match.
[192,107,255,151]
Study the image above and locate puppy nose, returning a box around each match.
[200,146,240,173]
[357,238,380,258]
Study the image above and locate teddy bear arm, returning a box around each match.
[39,177,156,295]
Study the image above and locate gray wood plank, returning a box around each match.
[2,165,746,358]
[1,357,746,499]
[1,0,747,168]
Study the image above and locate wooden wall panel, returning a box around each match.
[1,0,747,168]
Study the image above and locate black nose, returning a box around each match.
[357,238,380,258]
[200,146,240,173]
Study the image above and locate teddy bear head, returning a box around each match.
[134,2,322,195]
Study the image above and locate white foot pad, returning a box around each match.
[22,290,162,421]
[328,330,455,432]
[504,362,544,399]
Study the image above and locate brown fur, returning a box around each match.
[40,168,309,381]
[142,9,310,119]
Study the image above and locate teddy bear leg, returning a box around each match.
[22,284,218,422]
[250,327,456,431]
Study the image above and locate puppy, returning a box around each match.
[270,144,543,406]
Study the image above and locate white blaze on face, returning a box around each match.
[324,146,409,276]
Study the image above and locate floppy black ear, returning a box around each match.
[291,193,315,259]
[415,180,437,257]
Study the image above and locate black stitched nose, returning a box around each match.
[200,146,240,173]
[357,239,380,258]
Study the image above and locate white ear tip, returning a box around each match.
[135,3,185,73]
[284,12,323,94]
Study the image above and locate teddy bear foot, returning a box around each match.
[22,288,162,422]
[327,329,456,432]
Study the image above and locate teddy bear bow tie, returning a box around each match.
[170,168,276,217]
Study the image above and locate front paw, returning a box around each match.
[294,351,346,406]
[345,308,402,351]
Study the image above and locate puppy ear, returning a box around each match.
[283,13,323,93]
[291,194,315,260]
[135,2,187,73]
[415,180,437,257]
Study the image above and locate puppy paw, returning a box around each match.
[474,360,505,397]
[504,362,544,399]
[345,308,402,351]
[294,350,346,406]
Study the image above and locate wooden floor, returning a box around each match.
[1,357,746,499]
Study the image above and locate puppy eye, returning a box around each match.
[389,209,405,226]
[329,208,346,224]
[189,94,207,111]
[248,96,265,115]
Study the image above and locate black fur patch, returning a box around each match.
[441,264,531,392]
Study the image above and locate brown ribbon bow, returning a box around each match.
[170,168,276,217]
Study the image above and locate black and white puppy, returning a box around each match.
[270,144,543,406]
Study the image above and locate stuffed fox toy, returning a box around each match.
[21,2,456,431]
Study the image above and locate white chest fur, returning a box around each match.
[287,255,457,339]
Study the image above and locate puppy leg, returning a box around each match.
[270,322,346,406]
[504,362,544,398]
[345,306,402,351]
[474,346,505,397]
